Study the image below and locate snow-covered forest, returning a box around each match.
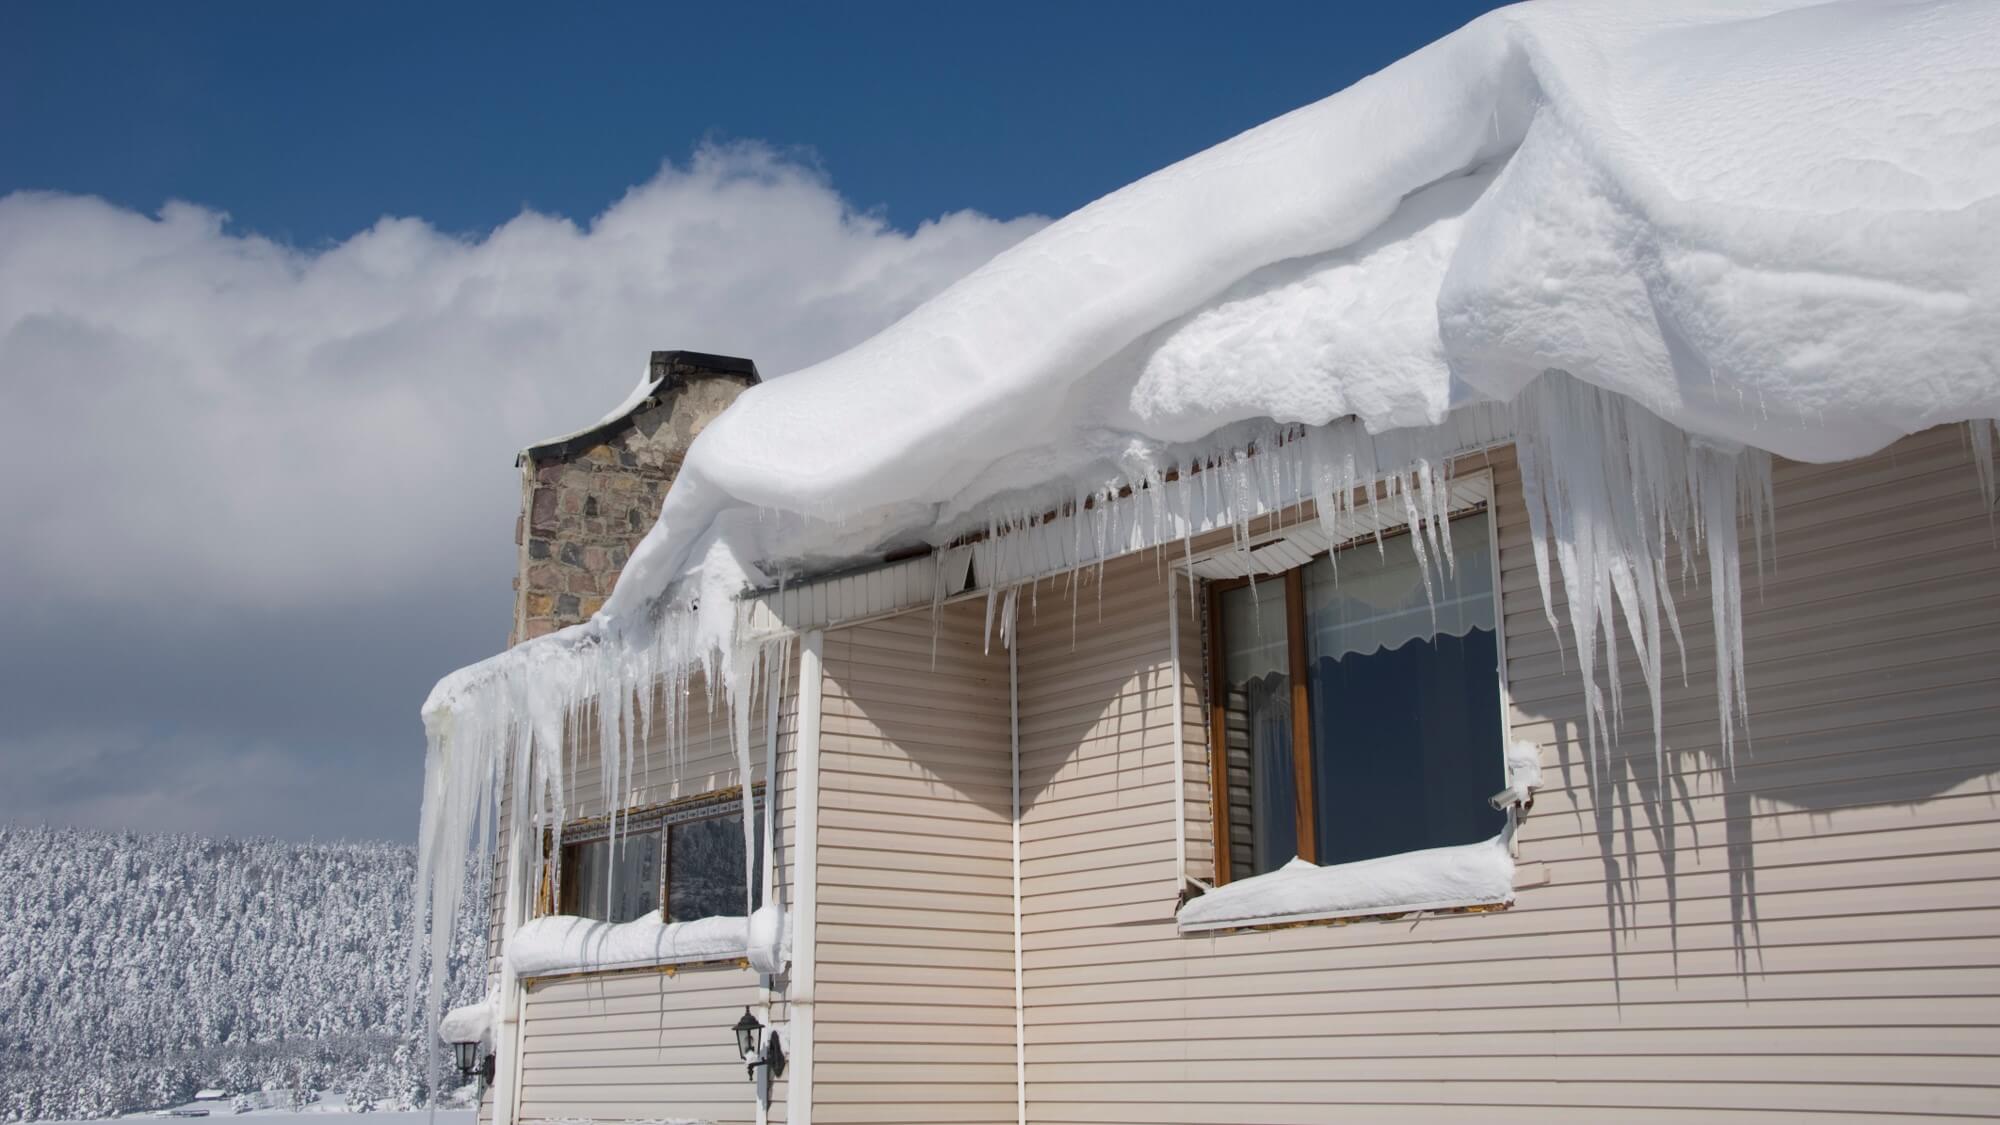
[0,824,484,1123]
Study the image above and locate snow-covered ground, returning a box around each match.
[50,1104,472,1120]
[46,1113,474,1125]
[42,1092,478,1125]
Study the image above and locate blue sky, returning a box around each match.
[0,1,1508,843]
[3,2,1505,244]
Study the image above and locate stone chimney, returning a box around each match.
[512,350,760,643]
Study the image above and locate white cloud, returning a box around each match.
[0,143,1045,614]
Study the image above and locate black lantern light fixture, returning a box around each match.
[731,1006,786,1080]
[449,1038,495,1087]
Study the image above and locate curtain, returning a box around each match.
[1244,672,1299,875]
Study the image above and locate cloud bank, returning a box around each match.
[0,144,1043,839]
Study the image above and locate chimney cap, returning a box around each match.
[520,349,760,464]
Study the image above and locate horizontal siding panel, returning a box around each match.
[515,962,766,1124]
[1027,877,2000,955]
[1028,908,2000,985]
[1020,1053,2000,1087]
[1032,1104,1952,1112]
[1022,1080,2000,1116]
[818,805,1011,847]
[1026,1024,2000,1063]
[1023,995,2000,1046]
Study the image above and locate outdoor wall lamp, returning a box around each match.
[450,1039,495,1087]
[732,1006,786,1080]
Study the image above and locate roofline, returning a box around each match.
[519,350,761,465]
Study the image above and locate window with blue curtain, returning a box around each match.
[1212,510,1506,880]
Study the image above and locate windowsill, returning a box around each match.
[1176,834,1517,933]
[507,909,789,980]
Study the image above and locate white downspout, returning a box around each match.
[787,630,825,1125]
[1166,576,1189,890]
[754,643,787,1125]
[492,805,528,1125]
[1010,639,1026,1125]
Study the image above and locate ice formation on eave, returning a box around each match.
[413,0,2000,1053]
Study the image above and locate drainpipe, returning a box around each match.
[787,630,825,1125]
[1010,640,1026,1125]
[492,801,528,1125]
[1167,578,1189,890]
[754,640,790,1125]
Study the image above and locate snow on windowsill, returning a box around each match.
[1177,834,1515,933]
[506,908,789,979]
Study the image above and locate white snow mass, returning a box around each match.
[1177,837,1518,931]
[413,0,2000,1052]
[506,912,776,978]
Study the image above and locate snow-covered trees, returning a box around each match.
[0,824,482,1123]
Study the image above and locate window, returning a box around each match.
[1208,509,1506,883]
[552,789,766,924]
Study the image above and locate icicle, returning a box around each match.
[1511,372,1772,777]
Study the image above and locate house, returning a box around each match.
[417,3,2000,1123]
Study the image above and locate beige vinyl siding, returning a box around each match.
[505,661,798,1124]
[813,601,1019,1123]
[515,965,763,1122]
[1014,429,2000,1122]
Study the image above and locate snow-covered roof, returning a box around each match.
[432,0,1994,715]
[605,0,1993,628]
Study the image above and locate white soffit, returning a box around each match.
[1185,472,1495,582]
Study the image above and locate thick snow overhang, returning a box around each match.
[517,349,761,466]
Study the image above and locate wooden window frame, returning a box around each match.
[542,784,765,920]
[1204,502,1500,887]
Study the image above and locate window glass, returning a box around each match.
[561,830,660,923]
[553,793,766,924]
[666,805,765,923]
[1301,511,1505,865]
[1219,581,1297,877]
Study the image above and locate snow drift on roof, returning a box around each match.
[582,0,1997,631]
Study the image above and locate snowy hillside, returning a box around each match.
[0,825,484,1123]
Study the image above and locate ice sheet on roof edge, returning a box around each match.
[411,0,2000,1066]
